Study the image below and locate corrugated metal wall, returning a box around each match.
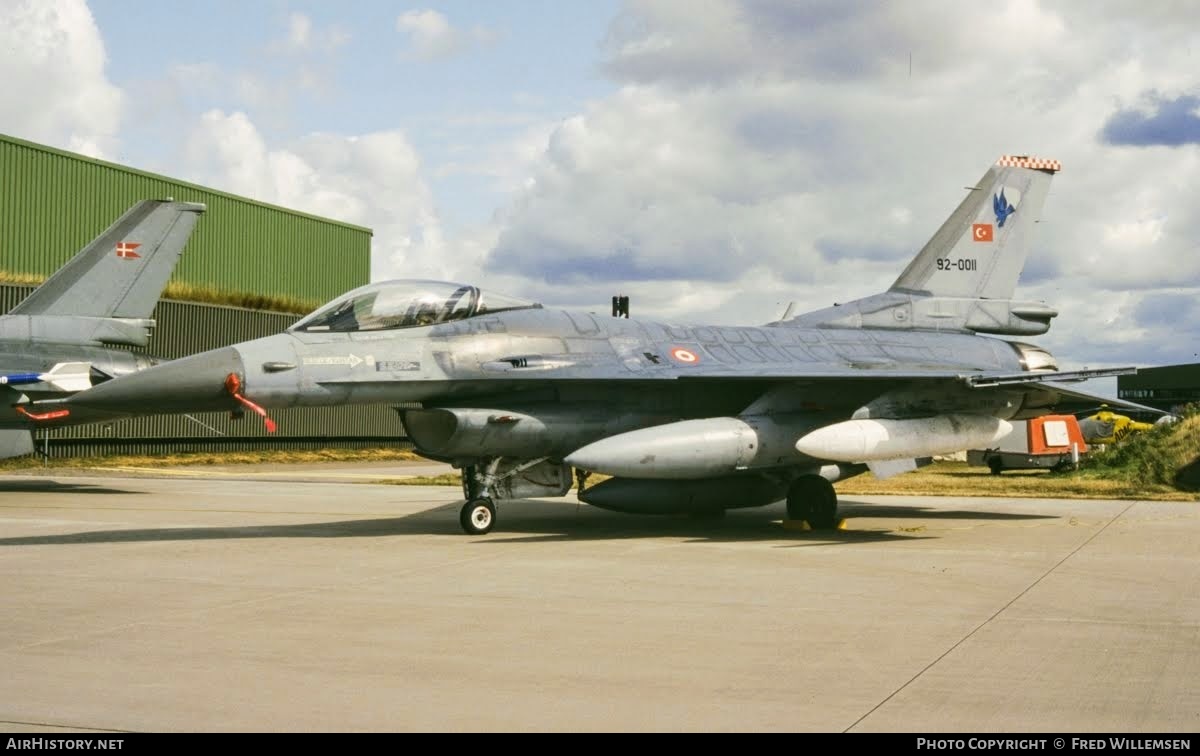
[0,135,406,458]
[0,133,370,302]
[0,285,406,456]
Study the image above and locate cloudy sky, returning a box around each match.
[3,0,1199,372]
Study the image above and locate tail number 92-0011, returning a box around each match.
[936,258,977,272]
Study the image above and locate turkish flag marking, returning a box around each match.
[972,223,993,242]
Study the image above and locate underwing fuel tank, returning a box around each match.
[402,406,614,459]
[794,415,1012,463]
[579,475,788,514]
[564,414,823,479]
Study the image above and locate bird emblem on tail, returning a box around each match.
[993,189,1016,227]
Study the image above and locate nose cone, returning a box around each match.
[68,346,244,415]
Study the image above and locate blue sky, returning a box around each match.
[87,0,619,231]
[3,1,1200,370]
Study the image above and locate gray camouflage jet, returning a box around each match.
[63,156,1148,533]
[0,199,204,457]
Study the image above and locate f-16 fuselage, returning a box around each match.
[61,155,1148,535]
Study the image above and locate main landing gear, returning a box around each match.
[786,475,838,530]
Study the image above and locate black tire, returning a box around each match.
[460,498,496,535]
[988,457,1004,476]
[787,476,838,528]
[808,485,838,530]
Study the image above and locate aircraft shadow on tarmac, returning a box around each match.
[475,498,1055,545]
[0,496,1054,548]
[837,500,1058,522]
[0,479,144,496]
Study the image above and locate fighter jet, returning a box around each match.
[0,199,205,457]
[62,156,1148,534]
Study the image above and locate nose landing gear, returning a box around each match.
[459,497,496,535]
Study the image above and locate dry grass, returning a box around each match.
[377,473,462,486]
[0,270,47,286]
[836,461,1198,501]
[0,447,419,470]
[160,281,320,315]
[378,462,1200,500]
[2,446,1195,501]
[0,270,320,315]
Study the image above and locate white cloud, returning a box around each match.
[183,110,449,281]
[396,9,495,61]
[274,12,350,54]
[288,12,312,48]
[485,0,1200,366]
[0,0,122,158]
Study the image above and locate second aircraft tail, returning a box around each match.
[10,199,206,319]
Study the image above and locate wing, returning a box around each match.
[960,367,1166,415]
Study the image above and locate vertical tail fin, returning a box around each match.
[889,155,1060,300]
[9,199,206,318]
[786,156,1062,335]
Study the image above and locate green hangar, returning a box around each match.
[0,132,406,457]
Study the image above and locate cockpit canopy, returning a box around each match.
[292,280,541,333]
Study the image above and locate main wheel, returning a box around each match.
[460,498,496,535]
[808,485,838,529]
[988,457,1004,476]
[786,476,838,529]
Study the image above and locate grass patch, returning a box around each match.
[1076,406,1200,491]
[376,473,462,486]
[0,270,320,315]
[0,447,419,470]
[161,281,320,315]
[836,461,1197,501]
[0,270,46,287]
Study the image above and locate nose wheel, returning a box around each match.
[460,498,496,535]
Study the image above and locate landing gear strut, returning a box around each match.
[786,475,838,529]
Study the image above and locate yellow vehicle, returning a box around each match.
[1078,406,1156,445]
